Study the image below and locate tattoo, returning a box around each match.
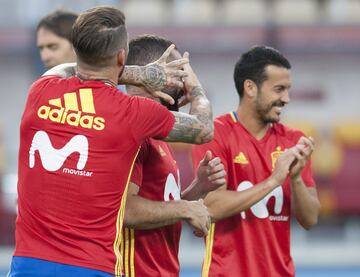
[189,86,204,99]
[141,64,166,91]
[164,85,214,144]
[165,114,203,144]
[118,64,166,92]
[118,66,142,85]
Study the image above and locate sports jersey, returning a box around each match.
[123,139,181,277]
[192,112,315,277]
[15,75,175,276]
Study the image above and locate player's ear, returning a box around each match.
[244,79,257,98]
[116,48,126,68]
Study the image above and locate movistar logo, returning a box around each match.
[29,130,89,172]
[237,181,284,220]
[37,88,105,130]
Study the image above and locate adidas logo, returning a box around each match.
[37,88,105,131]
[159,145,167,157]
[233,152,249,164]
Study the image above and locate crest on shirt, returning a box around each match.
[233,152,248,165]
[271,146,284,170]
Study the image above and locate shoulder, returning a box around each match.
[127,96,172,120]
[273,122,305,142]
[30,75,61,89]
[214,113,238,139]
[128,96,165,109]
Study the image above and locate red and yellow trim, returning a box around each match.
[113,147,141,277]
[202,223,216,277]
[122,228,136,277]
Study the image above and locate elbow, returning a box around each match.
[203,129,214,143]
[301,217,318,230]
[299,208,320,230]
[196,126,214,144]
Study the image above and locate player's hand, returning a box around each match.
[195,151,226,196]
[185,199,211,237]
[142,44,189,104]
[289,136,315,180]
[178,52,204,107]
[270,146,298,186]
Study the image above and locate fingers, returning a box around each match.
[290,146,303,160]
[153,91,175,105]
[200,151,212,166]
[206,157,224,173]
[168,69,188,79]
[181,52,192,72]
[207,170,226,182]
[178,97,190,108]
[158,44,176,63]
[297,136,315,151]
[166,58,189,68]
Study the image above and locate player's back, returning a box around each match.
[15,75,175,275]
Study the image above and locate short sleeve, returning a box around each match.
[130,141,150,187]
[192,120,230,184]
[128,97,175,144]
[28,75,61,96]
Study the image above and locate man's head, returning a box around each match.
[71,6,128,72]
[234,46,292,124]
[37,10,78,69]
[126,34,183,111]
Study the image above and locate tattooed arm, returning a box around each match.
[163,52,213,144]
[165,86,213,144]
[119,44,188,104]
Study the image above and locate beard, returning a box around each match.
[255,98,285,124]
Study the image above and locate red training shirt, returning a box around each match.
[123,139,181,277]
[15,75,175,276]
[192,112,315,277]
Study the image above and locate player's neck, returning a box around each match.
[76,63,118,87]
[236,107,270,141]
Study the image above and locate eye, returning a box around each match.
[48,44,59,51]
[275,86,285,93]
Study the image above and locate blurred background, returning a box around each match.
[0,0,360,276]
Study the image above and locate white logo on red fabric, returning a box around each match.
[29,131,90,174]
[237,181,286,221]
[164,171,181,201]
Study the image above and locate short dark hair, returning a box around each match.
[70,6,127,67]
[233,46,291,99]
[126,35,182,111]
[126,34,176,66]
[37,10,78,41]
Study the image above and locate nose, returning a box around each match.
[281,90,290,104]
[40,48,51,65]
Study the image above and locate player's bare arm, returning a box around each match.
[124,182,210,235]
[204,146,299,222]
[164,52,214,144]
[290,136,320,230]
[182,150,226,201]
[43,62,76,77]
[119,44,189,104]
